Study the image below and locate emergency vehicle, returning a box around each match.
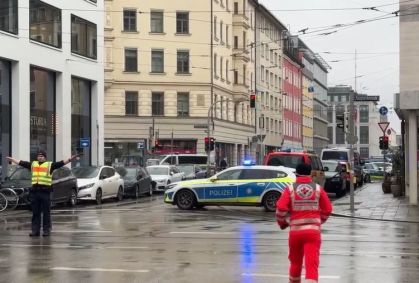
[164,163,295,211]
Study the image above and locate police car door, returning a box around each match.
[237,169,270,203]
[204,169,241,202]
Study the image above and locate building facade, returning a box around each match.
[395,0,419,204]
[0,0,104,174]
[312,55,329,154]
[104,0,258,167]
[327,86,381,159]
[255,4,285,161]
[282,36,303,149]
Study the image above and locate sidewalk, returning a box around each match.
[332,182,419,222]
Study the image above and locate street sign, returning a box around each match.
[80,138,90,148]
[137,140,145,149]
[378,122,390,134]
[379,106,388,116]
[354,95,380,102]
[387,129,392,135]
[257,134,266,142]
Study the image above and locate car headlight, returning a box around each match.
[79,183,95,190]
[157,179,167,184]
[166,183,177,190]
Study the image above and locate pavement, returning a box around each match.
[332,181,419,222]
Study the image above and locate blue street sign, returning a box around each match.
[80,138,90,148]
[379,106,388,116]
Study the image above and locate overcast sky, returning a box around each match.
[260,0,400,132]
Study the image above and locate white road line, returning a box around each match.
[52,230,112,233]
[170,231,234,235]
[242,273,340,279]
[51,267,149,273]
[105,246,148,249]
[2,244,84,249]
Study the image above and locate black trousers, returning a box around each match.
[29,189,51,233]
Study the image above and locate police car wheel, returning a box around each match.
[263,191,280,212]
[175,189,196,210]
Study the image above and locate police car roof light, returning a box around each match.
[243,160,254,166]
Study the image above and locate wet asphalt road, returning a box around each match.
[1,195,419,283]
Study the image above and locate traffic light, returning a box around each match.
[344,112,349,134]
[383,135,389,150]
[336,114,344,129]
[205,137,216,151]
[250,94,256,108]
[155,139,161,148]
[379,136,389,150]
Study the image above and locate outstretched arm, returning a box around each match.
[6,157,20,165]
[64,155,79,165]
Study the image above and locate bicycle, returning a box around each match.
[0,188,19,211]
[0,192,7,212]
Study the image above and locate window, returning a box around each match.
[71,15,97,59]
[214,53,218,77]
[360,147,369,159]
[151,50,164,73]
[0,60,11,172]
[234,2,239,14]
[123,9,137,32]
[226,25,229,45]
[0,0,18,34]
[359,105,369,123]
[214,16,217,39]
[30,0,62,48]
[71,77,92,166]
[360,126,369,144]
[152,92,164,116]
[124,48,138,72]
[266,155,303,169]
[226,60,229,81]
[234,70,238,84]
[217,169,241,180]
[336,127,345,144]
[327,108,333,122]
[220,21,224,43]
[220,57,224,79]
[176,12,189,34]
[177,93,189,116]
[234,36,238,49]
[177,50,190,73]
[125,91,138,115]
[150,11,163,33]
[261,66,265,81]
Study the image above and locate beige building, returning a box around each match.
[104,0,257,166]
[255,5,285,161]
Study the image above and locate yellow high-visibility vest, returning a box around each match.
[31,161,52,187]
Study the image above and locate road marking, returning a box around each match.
[322,234,365,238]
[105,246,148,249]
[242,273,340,279]
[52,230,112,233]
[51,267,149,273]
[2,244,84,249]
[170,231,234,235]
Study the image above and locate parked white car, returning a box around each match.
[72,166,124,204]
[146,165,185,192]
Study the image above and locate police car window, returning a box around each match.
[217,169,241,180]
[240,169,266,179]
[268,170,288,178]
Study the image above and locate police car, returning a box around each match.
[164,163,295,211]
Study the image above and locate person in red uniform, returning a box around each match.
[276,163,333,283]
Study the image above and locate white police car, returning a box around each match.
[164,164,295,211]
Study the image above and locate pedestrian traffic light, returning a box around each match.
[379,136,384,149]
[204,137,215,151]
[250,94,256,108]
[336,114,344,129]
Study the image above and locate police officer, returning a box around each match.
[6,151,77,237]
[276,163,333,283]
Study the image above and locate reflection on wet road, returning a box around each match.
[1,195,419,283]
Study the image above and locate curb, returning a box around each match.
[331,212,419,224]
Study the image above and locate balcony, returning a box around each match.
[232,48,250,62]
[233,13,250,29]
[232,83,250,102]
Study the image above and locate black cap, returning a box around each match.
[296,163,312,176]
[37,150,47,157]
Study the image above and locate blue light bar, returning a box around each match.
[243,160,253,166]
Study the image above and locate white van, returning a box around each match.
[159,154,209,166]
[320,148,361,166]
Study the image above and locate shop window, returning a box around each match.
[71,77,91,166]
[30,0,62,48]
[30,67,56,160]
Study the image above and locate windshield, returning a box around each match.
[267,155,304,169]
[322,151,348,161]
[322,161,340,172]
[177,165,194,175]
[147,167,169,175]
[72,167,100,178]
[8,167,31,180]
[116,167,137,180]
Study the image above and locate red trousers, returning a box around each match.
[288,229,321,282]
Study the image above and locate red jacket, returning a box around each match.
[276,176,333,230]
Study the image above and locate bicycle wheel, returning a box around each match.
[0,193,8,212]
[0,188,18,210]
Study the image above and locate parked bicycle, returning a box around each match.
[0,188,19,212]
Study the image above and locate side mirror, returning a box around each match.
[323,167,329,172]
[210,176,218,182]
[170,172,174,176]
